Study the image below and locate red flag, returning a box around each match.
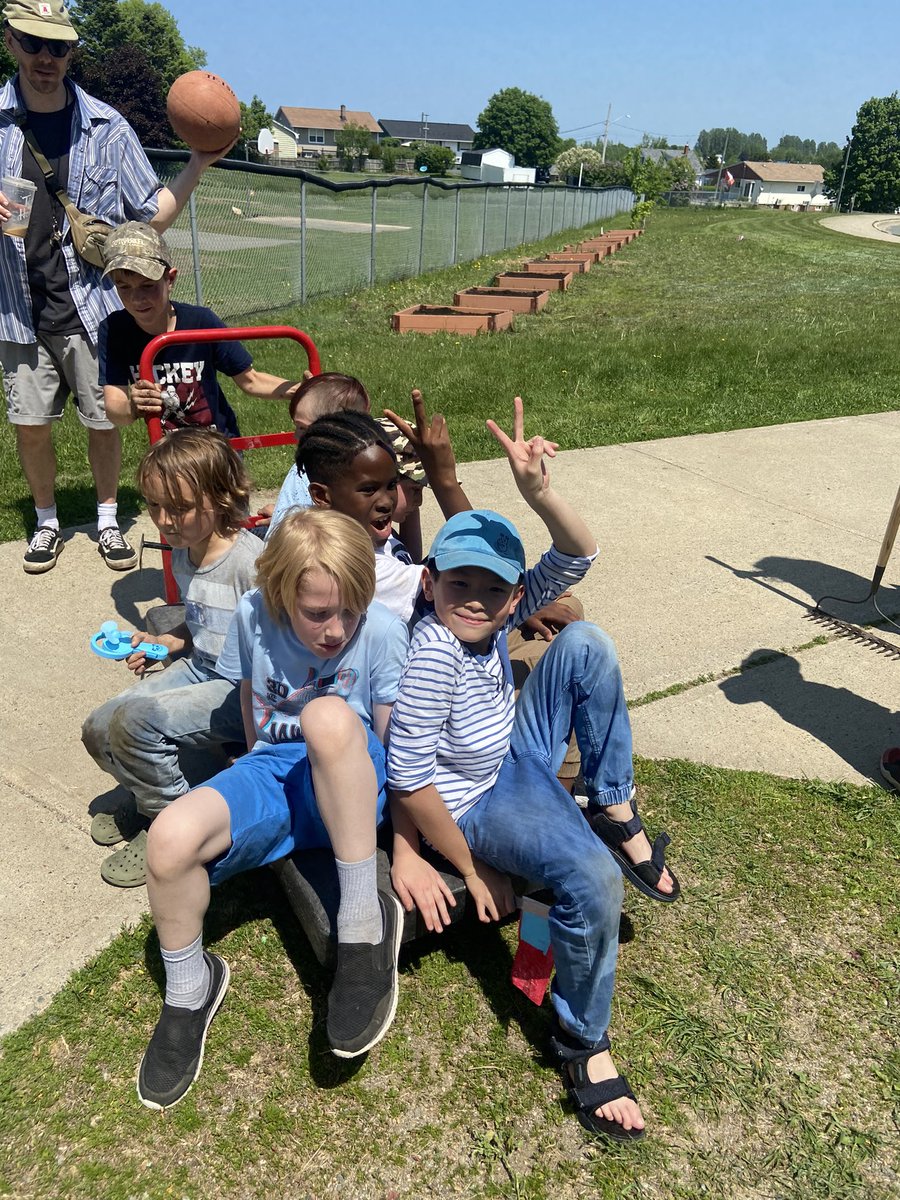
[724,170,735,188]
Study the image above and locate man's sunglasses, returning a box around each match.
[9,29,75,58]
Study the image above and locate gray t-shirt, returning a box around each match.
[172,528,262,672]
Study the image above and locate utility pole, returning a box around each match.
[714,131,730,200]
[600,102,613,163]
[421,111,429,143]
[835,136,853,213]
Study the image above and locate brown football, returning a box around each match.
[166,71,240,153]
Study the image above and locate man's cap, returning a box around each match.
[101,221,172,281]
[376,417,426,484]
[3,0,78,41]
[428,510,525,585]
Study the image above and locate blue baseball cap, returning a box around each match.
[428,510,525,585]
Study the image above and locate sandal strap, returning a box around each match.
[549,1017,610,1063]
[588,798,643,847]
[569,1066,637,1111]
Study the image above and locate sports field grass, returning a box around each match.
[2,206,899,544]
[0,759,897,1199]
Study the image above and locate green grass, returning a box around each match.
[1,759,897,1199]
[2,206,899,543]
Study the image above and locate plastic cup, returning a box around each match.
[1,176,37,238]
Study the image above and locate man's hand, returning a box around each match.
[486,396,559,504]
[129,379,164,418]
[463,860,516,923]
[383,388,459,489]
[391,851,458,933]
[518,595,578,641]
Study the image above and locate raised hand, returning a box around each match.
[383,388,459,490]
[486,396,559,503]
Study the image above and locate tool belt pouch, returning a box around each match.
[21,121,114,270]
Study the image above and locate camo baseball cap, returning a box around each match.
[376,417,426,484]
[101,222,172,281]
[3,0,78,40]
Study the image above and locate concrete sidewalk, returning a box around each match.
[2,411,899,1035]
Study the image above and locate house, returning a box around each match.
[378,118,475,156]
[275,105,381,158]
[459,147,536,184]
[268,118,298,161]
[718,161,831,209]
[641,146,705,186]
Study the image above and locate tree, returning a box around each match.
[335,120,375,170]
[823,94,900,212]
[770,134,817,162]
[73,41,169,144]
[554,146,604,184]
[239,96,273,151]
[473,87,560,168]
[620,147,669,200]
[413,143,455,176]
[695,127,768,165]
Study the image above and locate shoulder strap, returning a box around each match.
[18,117,78,217]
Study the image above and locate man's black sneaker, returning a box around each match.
[137,952,230,1110]
[327,890,403,1058]
[23,526,63,574]
[98,526,137,570]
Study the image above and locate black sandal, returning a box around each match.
[587,795,680,903]
[549,1017,645,1143]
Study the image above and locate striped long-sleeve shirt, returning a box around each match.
[387,544,596,821]
[0,77,160,346]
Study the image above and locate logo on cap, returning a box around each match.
[38,2,51,13]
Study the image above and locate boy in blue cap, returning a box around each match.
[387,397,679,1143]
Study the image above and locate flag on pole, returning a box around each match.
[511,897,554,1004]
[723,170,735,188]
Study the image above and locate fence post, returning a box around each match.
[523,185,530,242]
[503,186,511,247]
[452,186,460,264]
[188,192,204,306]
[369,186,377,287]
[418,182,428,275]
[551,186,557,234]
[481,186,489,256]
[538,186,544,239]
[299,178,307,305]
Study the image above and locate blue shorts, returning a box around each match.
[205,732,387,886]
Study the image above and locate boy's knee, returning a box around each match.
[556,621,620,670]
[146,803,203,878]
[299,695,363,752]
[81,709,106,758]
[569,843,624,916]
[107,697,165,756]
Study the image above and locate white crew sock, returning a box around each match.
[97,502,118,532]
[161,934,209,1010]
[35,504,59,532]
[335,853,383,944]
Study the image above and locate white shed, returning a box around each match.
[460,147,536,184]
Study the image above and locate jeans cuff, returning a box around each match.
[589,782,635,808]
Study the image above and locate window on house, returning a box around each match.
[796,185,806,192]
[308,129,325,144]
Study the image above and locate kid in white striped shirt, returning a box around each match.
[387,398,679,1144]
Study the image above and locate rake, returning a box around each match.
[806,480,900,658]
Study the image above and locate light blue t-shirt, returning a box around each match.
[216,590,408,747]
[267,465,312,536]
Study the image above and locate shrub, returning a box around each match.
[413,143,456,176]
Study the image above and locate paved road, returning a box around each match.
[818,212,900,243]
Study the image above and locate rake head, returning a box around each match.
[804,607,900,659]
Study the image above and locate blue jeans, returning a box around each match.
[81,656,245,818]
[458,622,631,1046]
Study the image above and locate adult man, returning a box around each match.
[0,0,232,573]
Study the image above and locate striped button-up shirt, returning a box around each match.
[0,77,161,346]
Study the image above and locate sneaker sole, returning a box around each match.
[330,892,404,1060]
[879,761,900,792]
[23,546,63,574]
[136,958,231,1111]
[100,554,138,571]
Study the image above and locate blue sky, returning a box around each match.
[163,0,894,149]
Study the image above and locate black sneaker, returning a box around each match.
[327,890,403,1058]
[23,526,63,574]
[880,747,900,792]
[137,952,230,1109]
[98,526,137,571]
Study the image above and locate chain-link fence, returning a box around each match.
[148,152,634,321]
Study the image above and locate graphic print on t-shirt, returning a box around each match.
[128,360,215,430]
[255,666,360,742]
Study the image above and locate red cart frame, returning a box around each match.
[139,325,321,603]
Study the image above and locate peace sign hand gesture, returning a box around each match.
[486,396,559,503]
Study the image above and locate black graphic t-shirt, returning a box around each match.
[98,301,252,437]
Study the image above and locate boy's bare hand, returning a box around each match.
[383,388,459,488]
[486,396,559,502]
[518,596,579,641]
[463,860,515,923]
[130,378,164,418]
[391,851,458,933]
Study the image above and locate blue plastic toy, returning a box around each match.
[90,621,168,662]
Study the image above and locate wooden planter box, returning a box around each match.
[606,229,639,241]
[454,287,549,314]
[495,270,573,292]
[522,259,587,275]
[391,304,514,334]
[580,237,624,251]
[544,252,593,270]
[567,244,607,262]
